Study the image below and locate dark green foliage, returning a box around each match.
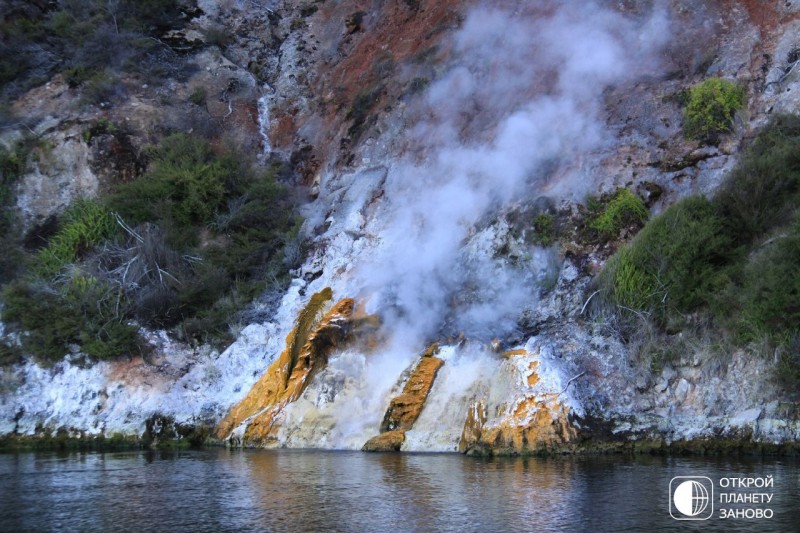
[736,219,800,343]
[714,114,800,242]
[346,87,383,142]
[597,196,733,324]
[188,86,207,106]
[597,115,800,388]
[81,69,121,104]
[1,133,301,362]
[299,4,319,17]
[532,213,555,246]
[0,138,35,182]
[408,77,430,96]
[0,188,129,363]
[683,77,745,142]
[2,276,140,362]
[0,138,34,283]
[202,25,231,48]
[776,337,800,389]
[107,134,301,346]
[0,0,189,99]
[110,134,231,227]
[63,65,96,88]
[0,341,22,366]
[82,118,119,143]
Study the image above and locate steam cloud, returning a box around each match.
[342,1,669,347]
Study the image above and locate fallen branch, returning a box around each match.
[580,290,601,315]
[558,371,586,396]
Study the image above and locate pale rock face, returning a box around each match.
[15,129,98,230]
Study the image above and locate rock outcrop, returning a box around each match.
[363,344,444,452]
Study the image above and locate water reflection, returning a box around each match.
[0,450,798,532]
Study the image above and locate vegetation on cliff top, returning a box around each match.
[0,0,191,101]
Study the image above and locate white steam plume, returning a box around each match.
[342,1,668,348]
[275,1,670,448]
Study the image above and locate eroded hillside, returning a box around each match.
[1,0,799,453]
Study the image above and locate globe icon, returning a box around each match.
[673,480,710,516]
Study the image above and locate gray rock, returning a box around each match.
[730,407,762,426]
[673,379,691,404]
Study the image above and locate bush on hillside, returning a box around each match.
[714,114,800,242]
[596,196,733,325]
[683,77,745,142]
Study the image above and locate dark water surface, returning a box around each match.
[0,449,797,532]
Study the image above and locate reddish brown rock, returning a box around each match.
[217,289,366,444]
[362,430,405,452]
[380,348,444,432]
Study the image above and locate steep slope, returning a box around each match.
[2,0,800,453]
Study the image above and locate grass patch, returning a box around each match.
[33,199,117,278]
[586,188,649,241]
[597,196,732,324]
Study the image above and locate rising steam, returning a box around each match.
[277,0,670,449]
[348,1,669,345]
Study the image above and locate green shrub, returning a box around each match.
[82,118,119,143]
[713,114,800,242]
[34,199,117,278]
[408,77,429,95]
[0,139,32,182]
[107,134,301,345]
[188,86,207,106]
[683,77,745,142]
[2,133,302,360]
[110,134,231,227]
[346,87,383,142]
[63,65,96,88]
[0,139,33,283]
[589,188,649,239]
[597,196,733,323]
[775,337,800,389]
[82,69,120,104]
[595,115,800,388]
[532,213,555,246]
[736,219,800,343]
[202,26,230,48]
[2,275,139,362]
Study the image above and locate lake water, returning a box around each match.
[0,449,797,532]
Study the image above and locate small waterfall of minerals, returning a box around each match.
[257,91,272,156]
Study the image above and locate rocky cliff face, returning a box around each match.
[2,0,800,453]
